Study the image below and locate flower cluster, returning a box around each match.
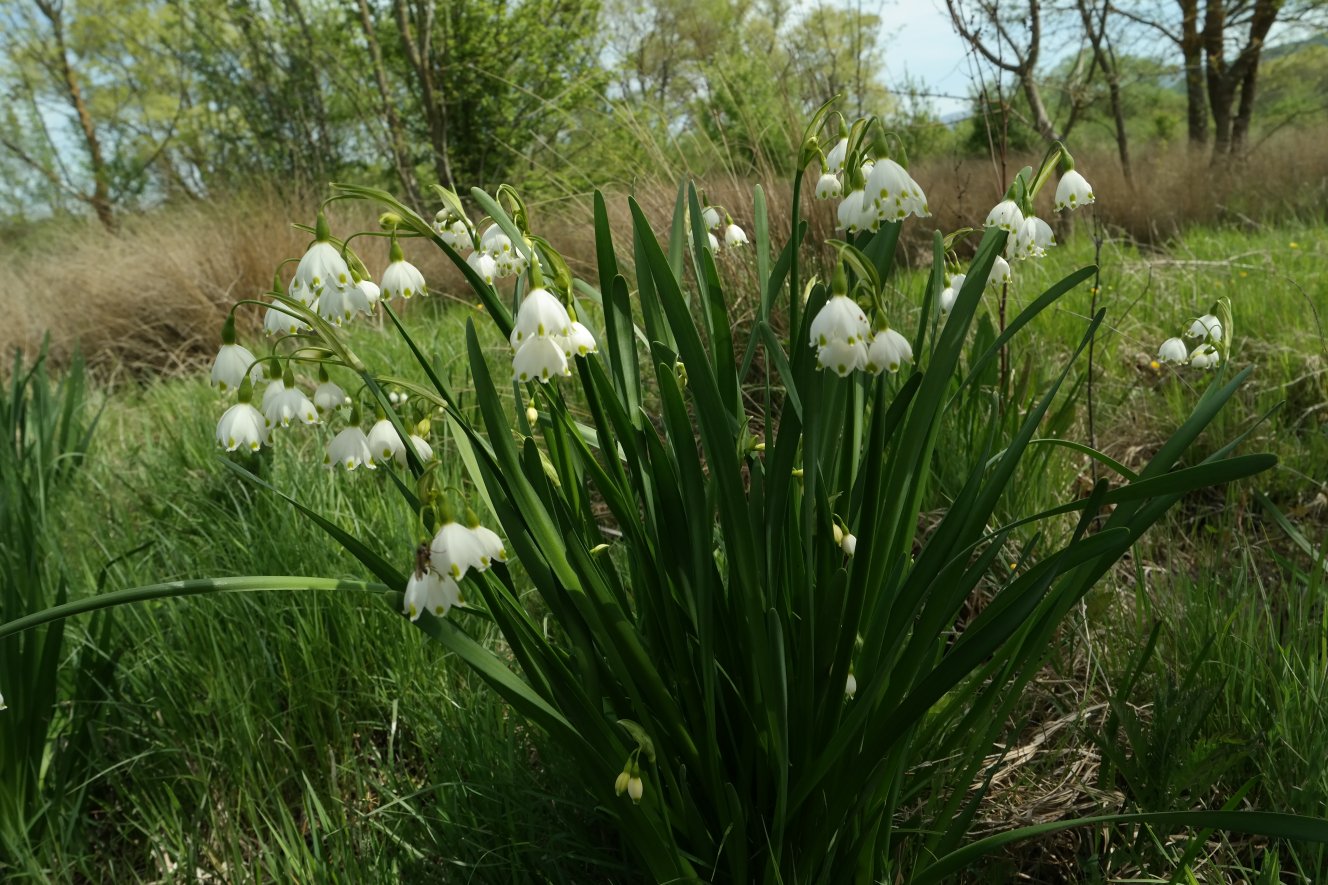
[1156,309,1225,370]
[404,513,508,621]
[699,202,748,252]
[809,291,913,378]
[815,135,929,234]
[509,287,597,382]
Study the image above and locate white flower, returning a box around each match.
[264,303,309,336]
[403,568,462,621]
[467,251,498,285]
[815,173,843,200]
[1157,337,1189,364]
[701,206,721,230]
[724,223,748,248]
[627,775,644,803]
[825,137,848,174]
[1054,170,1095,211]
[513,337,570,382]
[430,520,490,580]
[313,380,346,413]
[939,274,965,315]
[1013,215,1055,259]
[1186,314,1222,342]
[357,279,381,310]
[325,426,375,470]
[566,321,598,357]
[216,402,266,452]
[707,231,720,252]
[810,295,870,350]
[987,255,1012,289]
[367,418,405,463]
[494,249,529,278]
[433,213,472,253]
[845,672,857,699]
[510,288,572,347]
[1189,342,1221,369]
[394,434,433,468]
[985,199,1023,233]
[291,240,351,304]
[865,328,913,374]
[0,689,6,711]
[261,376,286,412]
[468,524,507,567]
[211,343,259,392]
[836,189,873,233]
[481,224,514,258]
[382,253,427,300]
[841,532,857,556]
[264,385,319,429]
[318,282,371,324]
[817,339,868,377]
[867,159,928,222]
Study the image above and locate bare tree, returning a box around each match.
[1077,0,1133,183]
[355,0,421,207]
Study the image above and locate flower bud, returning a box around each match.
[627,775,644,804]
[378,212,403,230]
[614,770,630,796]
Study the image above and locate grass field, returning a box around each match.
[1,198,1326,880]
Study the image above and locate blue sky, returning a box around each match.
[877,0,976,117]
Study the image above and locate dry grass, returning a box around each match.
[4,126,1325,375]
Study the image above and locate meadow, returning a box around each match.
[2,147,1327,881]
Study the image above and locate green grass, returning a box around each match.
[2,218,1326,880]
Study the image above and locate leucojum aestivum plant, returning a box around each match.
[4,103,1328,881]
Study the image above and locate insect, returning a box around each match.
[413,541,431,579]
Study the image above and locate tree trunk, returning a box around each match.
[1179,0,1207,147]
[395,0,454,190]
[1077,0,1132,185]
[356,0,422,206]
[35,0,115,231]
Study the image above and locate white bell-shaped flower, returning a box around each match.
[985,199,1023,233]
[433,213,472,253]
[291,239,351,304]
[566,321,598,357]
[211,343,259,392]
[810,294,870,349]
[825,138,848,174]
[701,206,721,230]
[1054,170,1095,211]
[817,339,868,377]
[1157,337,1189,364]
[841,532,857,557]
[867,159,927,222]
[367,418,406,464]
[836,189,873,233]
[261,375,285,413]
[467,251,498,285]
[939,273,965,315]
[510,288,572,347]
[403,568,462,620]
[264,302,309,336]
[481,224,515,259]
[313,380,346,413]
[724,223,748,248]
[382,240,427,300]
[494,249,529,278]
[264,383,318,430]
[1186,314,1222,342]
[468,524,507,567]
[430,520,491,580]
[357,279,381,310]
[707,231,720,252]
[1015,215,1055,259]
[845,672,857,699]
[986,255,1012,289]
[1188,343,1221,369]
[392,434,433,468]
[325,425,375,469]
[513,337,570,382]
[815,173,843,200]
[865,328,913,375]
[216,402,266,452]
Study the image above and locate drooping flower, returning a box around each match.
[216,380,266,452]
[210,343,260,392]
[1014,215,1055,259]
[433,212,472,253]
[290,222,352,304]
[845,672,857,699]
[986,255,1012,289]
[985,199,1023,233]
[263,302,310,336]
[701,205,721,230]
[836,189,873,234]
[938,273,965,315]
[403,566,462,621]
[614,770,631,796]
[867,159,929,222]
[325,425,375,470]
[724,223,748,248]
[1157,337,1188,364]
[430,519,491,580]
[357,279,381,311]
[313,377,346,413]
[513,337,570,382]
[481,224,514,259]
[841,532,857,556]
[264,370,318,429]
[510,288,572,348]
[1186,314,1222,342]
[394,434,434,468]
[467,251,499,285]
[814,173,843,200]
[566,321,598,357]
[1188,342,1221,369]
[367,417,406,464]
[865,328,913,374]
[825,137,848,174]
[468,523,508,567]
[1054,170,1095,211]
[627,774,644,804]
[810,294,870,377]
[707,231,720,252]
[381,239,427,300]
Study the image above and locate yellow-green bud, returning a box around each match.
[379,212,403,230]
[614,771,630,796]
